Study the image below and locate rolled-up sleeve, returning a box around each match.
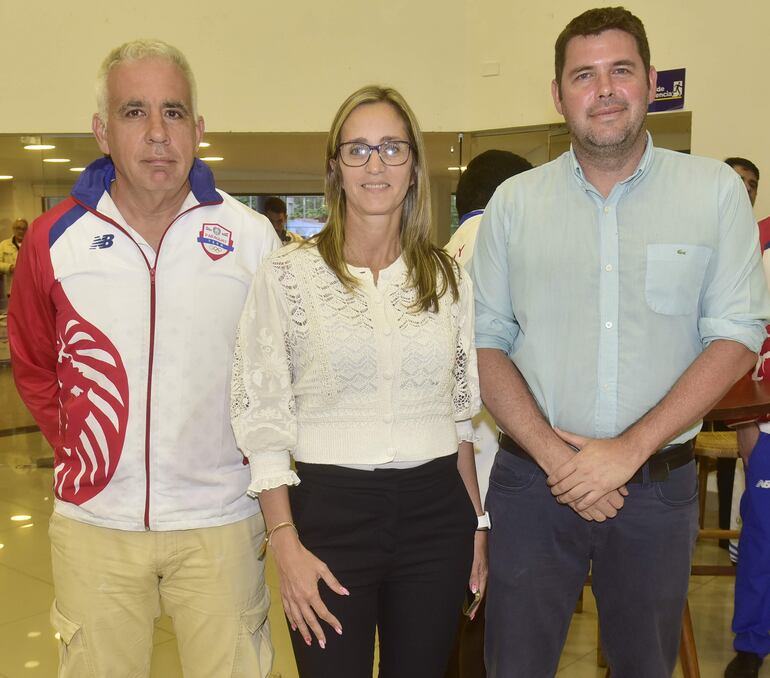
[231,261,300,496]
[470,187,520,354]
[699,167,770,352]
[453,271,481,442]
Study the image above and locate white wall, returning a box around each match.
[2,0,769,216]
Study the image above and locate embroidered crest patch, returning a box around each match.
[197,223,234,261]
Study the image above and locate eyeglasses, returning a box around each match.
[337,141,413,167]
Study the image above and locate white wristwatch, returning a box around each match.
[476,511,491,531]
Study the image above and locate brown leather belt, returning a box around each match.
[498,433,694,484]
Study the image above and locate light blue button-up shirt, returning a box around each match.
[471,134,770,444]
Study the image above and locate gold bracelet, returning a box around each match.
[265,521,297,547]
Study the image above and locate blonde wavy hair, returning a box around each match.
[313,85,459,313]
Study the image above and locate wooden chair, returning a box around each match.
[694,430,740,528]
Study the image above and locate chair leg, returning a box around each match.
[575,587,584,613]
[597,622,607,667]
[679,600,700,678]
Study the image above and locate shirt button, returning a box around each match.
[605,321,613,329]
[373,295,384,305]
[384,371,394,380]
[383,326,392,336]
[604,206,611,214]
[603,383,610,391]
[383,414,394,424]
[605,264,613,272]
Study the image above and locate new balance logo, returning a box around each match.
[756,480,770,489]
[90,234,115,250]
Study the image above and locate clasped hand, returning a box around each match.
[547,428,639,517]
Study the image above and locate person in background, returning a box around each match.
[0,218,28,301]
[444,149,532,678]
[471,7,770,677]
[724,155,770,678]
[263,196,303,244]
[719,158,762,557]
[232,85,486,678]
[726,157,759,208]
[8,39,278,678]
[447,150,532,269]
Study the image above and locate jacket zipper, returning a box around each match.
[144,266,156,528]
[73,197,220,529]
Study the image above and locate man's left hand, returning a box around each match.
[547,428,641,510]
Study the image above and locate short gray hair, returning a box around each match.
[95,39,198,123]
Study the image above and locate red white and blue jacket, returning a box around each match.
[9,157,279,531]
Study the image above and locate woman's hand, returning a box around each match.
[468,530,488,620]
[269,527,349,648]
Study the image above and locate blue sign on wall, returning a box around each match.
[649,68,685,112]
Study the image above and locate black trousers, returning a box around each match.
[289,454,477,678]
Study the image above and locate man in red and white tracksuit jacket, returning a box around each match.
[9,40,279,678]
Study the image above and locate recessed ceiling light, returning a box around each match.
[201,156,223,162]
[43,158,70,163]
[20,523,34,529]
[198,141,211,148]
[447,166,467,171]
[69,167,86,172]
[24,660,41,669]
[0,175,13,181]
[27,631,41,638]
[24,144,56,151]
[11,515,31,521]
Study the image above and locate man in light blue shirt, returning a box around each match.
[472,7,770,678]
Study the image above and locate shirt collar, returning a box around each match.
[459,209,484,226]
[346,255,406,282]
[569,130,655,191]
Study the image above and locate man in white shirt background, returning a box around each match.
[444,149,532,678]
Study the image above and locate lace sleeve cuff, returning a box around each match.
[455,419,478,444]
[244,450,300,498]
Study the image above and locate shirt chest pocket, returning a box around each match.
[645,243,712,316]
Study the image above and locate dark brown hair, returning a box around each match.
[554,7,650,89]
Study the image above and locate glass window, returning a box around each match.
[234,194,327,239]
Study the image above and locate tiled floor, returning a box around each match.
[0,363,766,677]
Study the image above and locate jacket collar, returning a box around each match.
[71,156,222,210]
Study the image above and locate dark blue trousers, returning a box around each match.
[484,448,699,678]
[733,432,770,657]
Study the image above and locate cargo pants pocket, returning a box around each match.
[232,590,273,678]
[50,601,96,678]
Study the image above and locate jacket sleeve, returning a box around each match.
[7,222,61,447]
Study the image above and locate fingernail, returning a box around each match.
[341,587,350,596]
[319,640,326,649]
[335,626,342,635]
[291,624,297,631]
[471,584,478,593]
[305,638,311,646]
